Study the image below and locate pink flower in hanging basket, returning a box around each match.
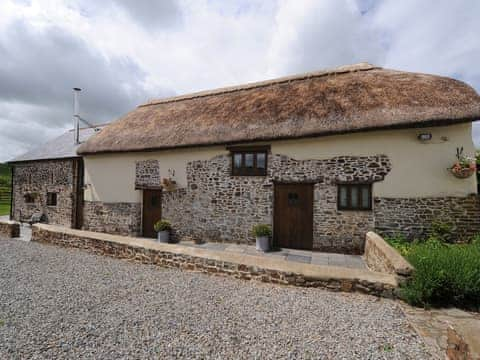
[450,160,476,179]
[450,147,476,179]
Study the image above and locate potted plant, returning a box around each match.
[450,147,476,179]
[252,224,272,252]
[154,219,172,243]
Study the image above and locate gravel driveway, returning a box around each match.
[0,239,433,359]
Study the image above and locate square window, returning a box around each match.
[230,147,268,176]
[337,184,372,211]
[47,192,57,206]
[24,193,35,203]
[287,192,299,206]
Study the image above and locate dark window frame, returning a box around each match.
[337,183,372,211]
[228,145,269,176]
[24,193,35,204]
[47,192,58,207]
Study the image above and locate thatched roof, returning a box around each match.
[78,63,480,155]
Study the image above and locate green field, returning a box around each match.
[0,163,11,216]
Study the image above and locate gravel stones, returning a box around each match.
[0,240,434,359]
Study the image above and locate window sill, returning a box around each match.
[337,208,372,212]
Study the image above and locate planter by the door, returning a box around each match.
[157,231,170,243]
[256,236,270,252]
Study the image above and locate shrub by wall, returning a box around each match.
[387,236,480,310]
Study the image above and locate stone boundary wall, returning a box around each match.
[0,220,20,238]
[32,224,398,298]
[364,231,414,283]
[82,201,141,236]
[374,196,480,242]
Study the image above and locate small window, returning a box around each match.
[47,192,57,206]
[230,147,268,176]
[337,184,372,211]
[24,193,35,204]
[287,192,299,206]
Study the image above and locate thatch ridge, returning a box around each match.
[78,64,480,155]
[140,62,378,107]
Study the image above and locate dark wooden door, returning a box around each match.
[274,183,313,250]
[142,189,162,238]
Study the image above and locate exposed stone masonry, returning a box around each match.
[364,231,414,284]
[82,201,141,236]
[135,160,160,189]
[0,220,20,238]
[162,153,391,253]
[81,152,480,251]
[12,160,77,227]
[31,224,398,298]
[374,196,480,241]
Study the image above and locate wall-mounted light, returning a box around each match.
[417,133,432,142]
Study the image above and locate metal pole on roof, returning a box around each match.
[73,88,81,145]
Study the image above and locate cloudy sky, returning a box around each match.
[1,0,479,161]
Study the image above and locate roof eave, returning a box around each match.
[77,117,477,156]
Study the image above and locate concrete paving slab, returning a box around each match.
[288,249,315,257]
[224,244,247,253]
[201,243,228,251]
[311,254,330,266]
[328,254,347,267]
[286,254,311,264]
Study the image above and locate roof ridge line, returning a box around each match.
[139,62,380,108]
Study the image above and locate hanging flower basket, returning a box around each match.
[161,178,177,191]
[450,147,476,179]
[450,164,475,179]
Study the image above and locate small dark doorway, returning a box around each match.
[142,189,162,238]
[274,183,313,250]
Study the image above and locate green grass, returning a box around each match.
[387,235,480,310]
[0,203,10,216]
[0,163,11,216]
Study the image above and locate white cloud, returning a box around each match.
[266,0,385,76]
[0,0,479,162]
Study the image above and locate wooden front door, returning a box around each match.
[142,189,162,238]
[274,183,313,250]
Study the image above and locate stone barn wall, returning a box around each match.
[81,151,480,252]
[162,153,391,254]
[374,196,480,241]
[11,159,77,227]
[82,201,141,236]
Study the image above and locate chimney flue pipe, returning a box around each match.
[73,87,81,144]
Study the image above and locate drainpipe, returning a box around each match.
[73,88,81,145]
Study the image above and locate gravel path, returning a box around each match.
[0,239,433,359]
